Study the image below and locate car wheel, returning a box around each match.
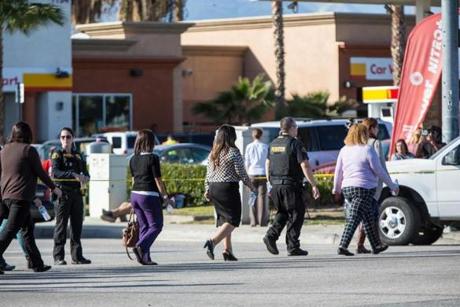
[411,224,443,245]
[378,197,420,246]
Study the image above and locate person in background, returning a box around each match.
[244,128,269,227]
[417,126,445,158]
[100,202,131,223]
[333,124,398,256]
[0,122,62,274]
[52,127,91,265]
[129,129,168,265]
[41,146,56,176]
[204,125,255,261]
[353,118,389,254]
[408,128,424,157]
[162,134,178,145]
[391,139,415,160]
[263,117,320,257]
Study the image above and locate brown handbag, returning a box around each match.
[122,210,139,260]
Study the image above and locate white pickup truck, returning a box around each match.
[378,137,460,245]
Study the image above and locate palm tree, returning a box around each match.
[279,92,329,119]
[385,4,406,86]
[0,1,64,138]
[192,75,275,125]
[272,0,286,118]
[172,0,186,22]
[119,0,185,22]
[72,0,186,24]
[72,0,117,24]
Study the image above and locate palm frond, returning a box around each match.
[2,1,64,34]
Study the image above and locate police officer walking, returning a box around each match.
[263,117,320,256]
[52,127,91,265]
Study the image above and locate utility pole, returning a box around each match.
[441,0,459,143]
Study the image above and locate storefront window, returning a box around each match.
[106,95,130,131]
[72,94,132,137]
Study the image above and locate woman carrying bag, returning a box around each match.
[129,129,168,265]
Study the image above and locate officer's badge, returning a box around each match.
[51,152,60,160]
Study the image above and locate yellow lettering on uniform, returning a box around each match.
[271,146,285,153]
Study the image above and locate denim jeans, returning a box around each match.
[0,219,28,266]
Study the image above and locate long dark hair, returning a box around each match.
[134,129,155,155]
[210,125,236,168]
[9,121,33,144]
[395,139,409,155]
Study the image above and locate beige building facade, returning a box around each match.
[73,13,441,134]
[181,13,417,129]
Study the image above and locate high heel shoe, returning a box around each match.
[133,246,144,265]
[203,239,215,260]
[222,250,238,261]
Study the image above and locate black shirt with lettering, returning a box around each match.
[268,135,309,163]
[129,153,161,192]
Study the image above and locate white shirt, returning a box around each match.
[244,140,269,176]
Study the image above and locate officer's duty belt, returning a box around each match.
[271,179,301,186]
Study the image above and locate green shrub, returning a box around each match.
[161,163,208,206]
[305,174,335,208]
[126,164,335,208]
[127,163,208,207]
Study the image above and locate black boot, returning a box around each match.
[263,236,279,255]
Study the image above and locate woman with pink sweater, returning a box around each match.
[333,124,399,256]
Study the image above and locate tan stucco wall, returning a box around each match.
[182,13,341,101]
[182,46,246,127]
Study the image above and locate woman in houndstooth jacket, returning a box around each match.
[332,124,399,256]
[203,125,255,261]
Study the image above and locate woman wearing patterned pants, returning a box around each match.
[340,187,380,251]
[333,124,399,256]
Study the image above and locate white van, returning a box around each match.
[251,119,392,170]
[103,131,160,155]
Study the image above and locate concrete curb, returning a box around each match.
[34,217,460,245]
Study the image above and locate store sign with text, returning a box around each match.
[350,57,394,80]
[2,68,23,92]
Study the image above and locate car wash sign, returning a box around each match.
[350,57,393,80]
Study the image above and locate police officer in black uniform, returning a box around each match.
[52,127,91,265]
[263,117,320,256]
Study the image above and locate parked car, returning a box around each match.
[37,137,109,160]
[379,136,460,246]
[103,131,160,155]
[157,132,215,147]
[251,118,392,170]
[153,143,211,165]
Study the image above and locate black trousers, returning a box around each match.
[53,189,84,261]
[0,200,44,268]
[265,184,305,252]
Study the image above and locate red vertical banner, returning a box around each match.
[390,13,443,155]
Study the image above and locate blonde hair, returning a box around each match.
[344,124,369,145]
[408,128,422,145]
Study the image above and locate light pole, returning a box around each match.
[441,0,459,142]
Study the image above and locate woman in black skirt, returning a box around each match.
[204,125,255,261]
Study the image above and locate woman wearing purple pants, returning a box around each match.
[129,129,169,265]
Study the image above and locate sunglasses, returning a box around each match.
[60,135,72,140]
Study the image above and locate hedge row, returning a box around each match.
[127,163,208,206]
[126,163,335,207]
